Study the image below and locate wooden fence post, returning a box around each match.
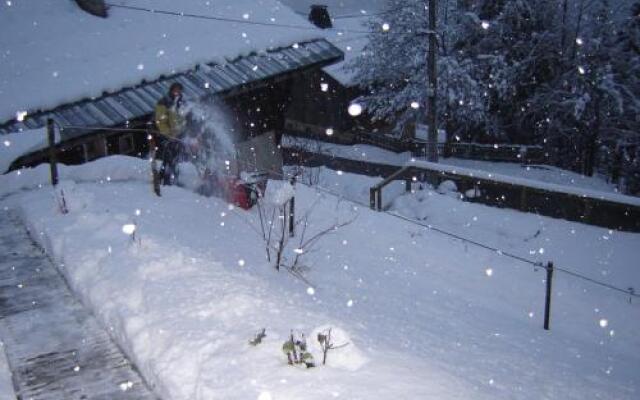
[289,176,295,238]
[544,261,554,330]
[149,133,161,196]
[47,119,59,186]
[370,188,376,210]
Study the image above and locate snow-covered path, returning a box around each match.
[0,212,156,400]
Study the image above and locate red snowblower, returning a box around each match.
[197,169,268,210]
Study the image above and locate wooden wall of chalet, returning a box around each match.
[9,130,147,172]
[222,78,294,143]
[286,70,358,134]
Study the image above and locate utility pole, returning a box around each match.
[427,0,439,162]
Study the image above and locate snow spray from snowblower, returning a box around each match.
[179,98,238,173]
[177,98,266,209]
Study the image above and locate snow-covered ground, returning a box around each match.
[1,156,638,399]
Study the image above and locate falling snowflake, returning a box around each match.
[238,259,245,267]
[122,224,136,235]
[578,66,586,75]
[348,103,363,116]
[258,392,272,400]
[599,319,608,328]
[382,23,390,31]
[320,82,329,92]
[306,287,315,295]
[16,110,27,121]
[137,64,144,71]
[485,268,493,277]
[135,209,141,216]
[242,13,250,19]
[73,365,80,372]
[576,37,583,46]
[325,128,334,136]
[410,101,420,109]
[119,381,134,391]
[347,299,354,307]
[3,140,10,147]
[481,21,490,30]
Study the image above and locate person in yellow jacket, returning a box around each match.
[154,82,185,185]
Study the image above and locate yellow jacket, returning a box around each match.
[154,97,184,139]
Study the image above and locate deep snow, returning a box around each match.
[0,156,638,399]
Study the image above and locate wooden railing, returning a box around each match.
[282,148,640,232]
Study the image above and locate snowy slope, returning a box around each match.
[1,157,639,399]
[0,0,321,122]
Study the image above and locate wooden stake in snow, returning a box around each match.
[544,262,554,331]
[317,328,349,365]
[47,119,58,186]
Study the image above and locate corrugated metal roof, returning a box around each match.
[0,39,342,140]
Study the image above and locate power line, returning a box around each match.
[332,5,408,20]
[105,3,382,35]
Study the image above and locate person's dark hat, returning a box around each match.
[169,82,183,93]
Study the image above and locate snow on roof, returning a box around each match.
[0,128,49,174]
[322,16,371,86]
[0,0,322,123]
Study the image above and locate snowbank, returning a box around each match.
[409,159,640,207]
[0,0,321,122]
[0,155,149,199]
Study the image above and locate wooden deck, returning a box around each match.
[0,212,157,399]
